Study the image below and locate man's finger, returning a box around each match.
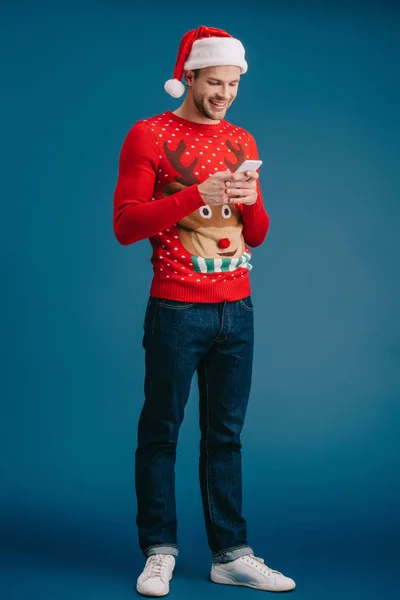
[216,171,251,181]
[226,186,256,196]
[226,181,255,190]
[228,195,258,205]
[230,172,252,181]
[243,170,259,180]
[212,170,233,178]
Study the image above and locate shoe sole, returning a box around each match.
[136,588,169,598]
[210,571,296,592]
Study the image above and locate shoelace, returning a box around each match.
[247,554,283,576]
[145,554,170,577]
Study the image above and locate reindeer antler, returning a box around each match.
[164,141,199,186]
[224,140,245,171]
[162,182,186,197]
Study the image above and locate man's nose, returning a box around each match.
[217,84,231,98]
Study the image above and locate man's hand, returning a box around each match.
[224,170,259,206]
[198,171,258,206]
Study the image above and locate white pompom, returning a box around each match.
[164,78,185,98]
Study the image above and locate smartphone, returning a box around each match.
[235,159,263,173]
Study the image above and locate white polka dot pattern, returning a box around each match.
[139,112,261,299]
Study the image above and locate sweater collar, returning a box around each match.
[165,110,228,132]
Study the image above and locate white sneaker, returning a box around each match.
[136,554,176,597]
[211,553,296,592]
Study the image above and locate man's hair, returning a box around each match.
[193,69,200,80]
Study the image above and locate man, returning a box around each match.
[113,25,296,597]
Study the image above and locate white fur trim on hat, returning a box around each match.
[184,37,248,73]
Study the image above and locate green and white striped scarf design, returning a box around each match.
[192,251,252,274]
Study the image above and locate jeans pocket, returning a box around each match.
[239,296,253,311]
[158,299,196,310]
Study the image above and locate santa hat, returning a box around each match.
[164,25,248,98]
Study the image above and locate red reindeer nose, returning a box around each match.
[218,238,230,250]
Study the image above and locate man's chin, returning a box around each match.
[207,106,228,119]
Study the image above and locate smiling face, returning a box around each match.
[186,65,241,121]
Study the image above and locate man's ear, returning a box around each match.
[184,70,195,87]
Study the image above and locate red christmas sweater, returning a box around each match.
[113,110,270,303]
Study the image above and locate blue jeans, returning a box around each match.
[134,296,255,564]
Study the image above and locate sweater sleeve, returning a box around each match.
[239,134,270,248]
[113,121,205,246]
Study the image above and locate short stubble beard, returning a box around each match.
[193,92,229,120]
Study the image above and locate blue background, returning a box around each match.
[1,1,399,598]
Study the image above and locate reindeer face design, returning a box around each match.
[163,182,244,259]
[162,139,247,260]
